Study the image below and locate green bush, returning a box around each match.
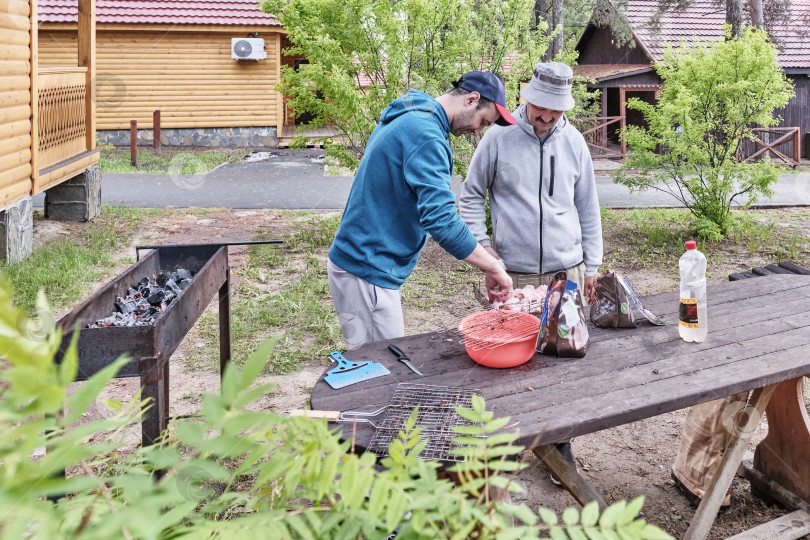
[0,282,672,539]
[613,27,794,238]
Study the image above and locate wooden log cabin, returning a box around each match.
[574,0,809,164]
[36,0,299,147]
[1,0,97,263]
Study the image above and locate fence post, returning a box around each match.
[620,116,626,156]
[130,120,137,166]
[794,128,800,169]
[153,110,161,153]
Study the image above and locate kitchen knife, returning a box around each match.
[387,344,423,376]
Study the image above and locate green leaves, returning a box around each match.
[533,498,673,540]
[0,279,675,539]
[614,26,793,239]
[261,0,553,171]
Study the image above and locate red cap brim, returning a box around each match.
[494,103,517,126]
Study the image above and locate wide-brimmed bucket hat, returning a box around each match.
[520,62,575,112]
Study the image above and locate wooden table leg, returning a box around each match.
[684,383,779,540]
[532,445,608,511]
[754,377,810,504]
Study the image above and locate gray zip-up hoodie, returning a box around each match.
[460,104,603,275]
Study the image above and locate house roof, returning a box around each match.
[38,0,280,26]
[586,0,810,69]
[573,64,653,80]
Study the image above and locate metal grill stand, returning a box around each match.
[57,245,231,446]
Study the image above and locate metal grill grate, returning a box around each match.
[367,383,480,461]
[457,310,541,351]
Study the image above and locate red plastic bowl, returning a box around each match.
[458,311,540,368]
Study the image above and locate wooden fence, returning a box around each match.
[739,127,801,169]
[570,116,626,159]
[37,67,88,172]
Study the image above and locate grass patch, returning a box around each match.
[99,146,248,174]
[0,205,165,313]
[602,208,810,279]
[187,215,343,374]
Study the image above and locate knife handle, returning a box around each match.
[388,344,406,358]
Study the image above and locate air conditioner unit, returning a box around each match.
[231,38,267,61]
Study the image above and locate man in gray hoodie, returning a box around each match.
[460,62,603,299]
[459,62,603,485]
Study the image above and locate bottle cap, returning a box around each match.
[685,240,697,250]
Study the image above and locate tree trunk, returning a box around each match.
[533,0,549,31]
[548,0,564,60]
[750,0,764,28]
[725,0,743,37]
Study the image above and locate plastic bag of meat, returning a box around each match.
[590,271,664,328]
[536,271,589,358]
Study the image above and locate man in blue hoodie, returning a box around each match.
[328,71,516,349]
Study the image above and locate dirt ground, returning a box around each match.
[48,205,810,539]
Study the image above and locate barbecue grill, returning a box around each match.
[57,244,232,446]
[365,383,481,461]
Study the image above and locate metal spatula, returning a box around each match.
[323,351,390,389]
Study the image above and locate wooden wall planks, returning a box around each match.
[38,29,284,130]
[0,0,32,208]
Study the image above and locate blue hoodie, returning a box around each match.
[328,89,478,289]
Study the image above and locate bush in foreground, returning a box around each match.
[0,282,671,539]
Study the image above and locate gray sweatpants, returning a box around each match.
[327,259,405,350]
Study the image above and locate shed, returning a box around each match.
[37,0,306,147]
[574,0,810,160]
[1,0,98,263]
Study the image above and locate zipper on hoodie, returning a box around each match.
[536,122,559,274]
[538,142,544,274]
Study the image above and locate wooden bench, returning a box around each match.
[729,261,810,281]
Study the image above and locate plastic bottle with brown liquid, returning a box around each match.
[678,240,707,342]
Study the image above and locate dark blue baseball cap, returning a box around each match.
[456,71,517,126]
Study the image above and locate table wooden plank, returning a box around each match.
[311,275,810,453]
[505,341,810,447]
[313,291,810,411]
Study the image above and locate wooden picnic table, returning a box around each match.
[311,274,810,539]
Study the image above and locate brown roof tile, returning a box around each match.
[573,64,653,79]
[38,0,280,26]
[622,0,810,68]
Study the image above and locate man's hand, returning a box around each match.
[464,244,513,303]
[486,266,513,303]
[584,275,597,302]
